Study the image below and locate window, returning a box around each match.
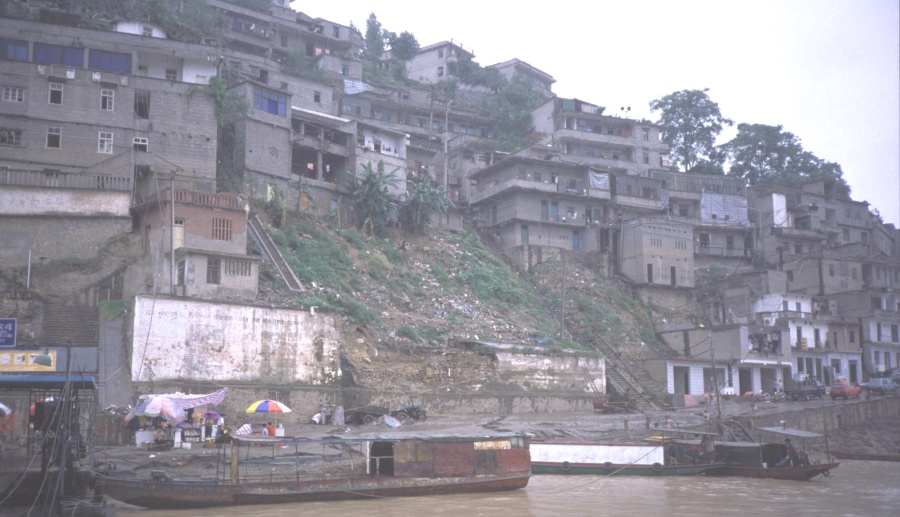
[726,235,734,249]
[212,217,233,241]
[643,152,650,165]
[98,131,113,153]
[33,43,84,67]
[225,260,252,277]
[842,228,850,241]
[253,87,286,116]
[313,91,321,103]
[1,38,28,61]
[786,270,794,282]
[642,127,650,141]
[142,26,153,37]
[534,172,542,182]
[341,64,349,76]
[541,200,549,222]
[176,261,185,286]
[280,34,288,47]
[0,129,22,146]
[438,48,444,58]
[517,166,527,180]
[49,82,63,104]
[438,66,444,77]
[88,49,132,73]
[521,225,529,245]
[848,330,855,343]
[100,89,114,110]
[134,90,150,118]
[47,126,61,148]
[332,26,340,38]
[2,86,24,102]
[133,137,148,152]
[206,258,221,284]
[165,68,177,81]
[794,243,802,254]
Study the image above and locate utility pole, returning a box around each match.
[170,174,176,294]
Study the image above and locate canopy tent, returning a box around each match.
[133,387,228,424]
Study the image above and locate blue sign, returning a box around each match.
[0,318,15,348]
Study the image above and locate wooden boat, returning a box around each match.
[100,432,531,509]
[712,427,838,480]
[530,440,723,476]
[829,449,900,462]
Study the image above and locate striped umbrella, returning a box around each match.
[246,400,292,414]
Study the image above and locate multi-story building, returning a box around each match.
[406,40,473,84]
[532,97,670,178]
[0,17,218,182]
[469,156,609,268]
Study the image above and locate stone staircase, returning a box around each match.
[247,214,304,292]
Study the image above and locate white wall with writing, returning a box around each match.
[132,296,342,383]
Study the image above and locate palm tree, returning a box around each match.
[343,160,400,236]
[401,177,453,235]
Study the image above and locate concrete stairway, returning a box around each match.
[247,214,304,292]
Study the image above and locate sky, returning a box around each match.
[291,0,900,227]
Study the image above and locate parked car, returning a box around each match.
[829,380,861,400]
[865,377,900,395]
[785,378,826,401]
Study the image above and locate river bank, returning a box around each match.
[95,394,900,482]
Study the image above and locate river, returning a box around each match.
[117,460,898,517]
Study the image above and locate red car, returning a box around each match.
[830,380,862,400]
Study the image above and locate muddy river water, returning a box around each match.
[118,459,898,517]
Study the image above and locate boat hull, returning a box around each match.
[102,473,530,509]
[531,462,723,476]
[711,462,839,480]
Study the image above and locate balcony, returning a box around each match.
[291,133,350,157]
[555,128,636,147]
[612,194,663,211]
[0,169,131,191]
[470,178,557,204]
[694,245,749,258]
[773,226,824,240]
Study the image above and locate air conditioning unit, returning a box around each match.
[66,68,75,79]
[37,65,47,75]
[120,75,128,86]
[763,318,772,326]
[92,72,102,82]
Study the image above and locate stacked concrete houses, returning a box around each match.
[1,0,898,406]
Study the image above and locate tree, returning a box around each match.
[343,161,400,237]
[401,178,453,235]
[484,77,543,151]
[649,88,733,173]
[388,31,420,62]
[363,13,385,64]
[721,123,851,196]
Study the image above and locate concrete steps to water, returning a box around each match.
[247,214,304,292]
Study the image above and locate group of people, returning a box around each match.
[234,421,280,437]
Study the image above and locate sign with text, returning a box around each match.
[0,350,55,372]
[0,318,15,347]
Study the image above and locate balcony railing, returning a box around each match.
[0,169,131,191]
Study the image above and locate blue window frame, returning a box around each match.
[1,38,28,61]
[253,87,286,116]
[88,49,132,74]
[33,43,84,67]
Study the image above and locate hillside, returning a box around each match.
[253,209,673,399]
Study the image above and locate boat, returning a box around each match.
[712,427,838,480]
[829,449,900,462]
[99,432,531,509]
[530,439,724,476]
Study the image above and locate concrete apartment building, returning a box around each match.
[406,41,473,84]
[469,157,609,269]
[532,97,670,178]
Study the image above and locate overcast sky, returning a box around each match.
[292,0,900,227]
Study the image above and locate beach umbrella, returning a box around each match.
[246,400,291,414]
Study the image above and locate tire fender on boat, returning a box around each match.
[603,462,614,471]
[561,461,571,471]
[652,462,663,473]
